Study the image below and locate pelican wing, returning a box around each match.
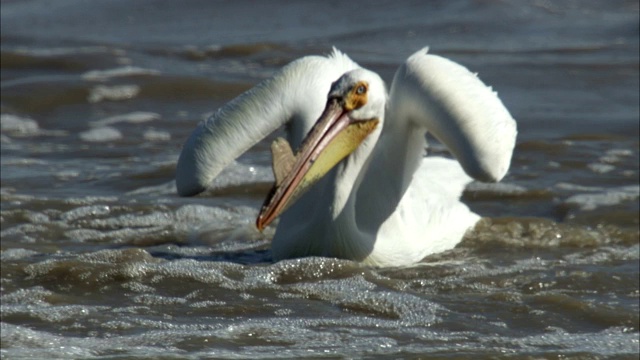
[176,49,359,196]
[389,48,517,182]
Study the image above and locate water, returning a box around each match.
[1,0,639,358]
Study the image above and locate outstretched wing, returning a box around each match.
[176,49,359,196]
[389,48,517,183]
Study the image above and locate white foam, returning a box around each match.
[466,181,528,195]
[125,180,176,196]
[13,45,109,56]
[60,204,256,245]
[90,111,160,127]
[54,170,80,180]
[555,182,604,192]
[208,161,274,189]
[1,286,55,305]
[564,185,640,211]
[587,163,615,174]
[79,126,122,142]
[143,129,171,141]
[60,205,111,222]
[82,66,160,81]
[173,205,237,228]
[0,248,39,261]
[1,114,39,135]
[129,161,268,196]
[599,148,633,164]
[87,84,140,103]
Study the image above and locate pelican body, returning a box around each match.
[176,48,516,267]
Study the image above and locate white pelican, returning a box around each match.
[176,48,516,267]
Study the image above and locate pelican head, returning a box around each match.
[256,69,386,230]
[327,69,388,121]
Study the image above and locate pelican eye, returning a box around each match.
[344,82,369,110]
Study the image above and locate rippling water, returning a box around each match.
[1,0,639,358]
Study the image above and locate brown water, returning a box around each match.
[1,0,639,358]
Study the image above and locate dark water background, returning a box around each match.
[1,0,639,358]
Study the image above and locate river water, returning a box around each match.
[1,0,639,358]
